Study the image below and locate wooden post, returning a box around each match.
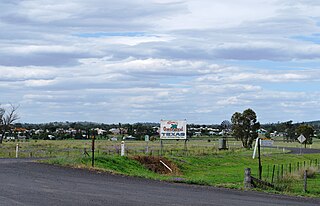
[289,163,291,173]
[160,140,163,156]
[271,165,275,183]
[304,170,307,193]
[92,133,95,167]
[244,168,253,189]
[184,139,188,152]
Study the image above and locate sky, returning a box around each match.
[1,0,320,124]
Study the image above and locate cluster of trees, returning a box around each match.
[231,108,260,149]
[1,103,318,148]
[11,122,159,141]
[0,104,19,144]
[231,108,317,149]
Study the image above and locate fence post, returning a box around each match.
[304,170,307,193]
[289,163,291,173]
[271,165,275,183]
[244,168,253,189]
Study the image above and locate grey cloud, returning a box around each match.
[0,0,186,32]
[0,53,81,67]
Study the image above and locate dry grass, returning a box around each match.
[132,155,180,175]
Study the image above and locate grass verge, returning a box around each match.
[42,151,320,197]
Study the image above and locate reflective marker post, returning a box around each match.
[145,135,149,154]
[16,143,19,158]
[121,141,125,156]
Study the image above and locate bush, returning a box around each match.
[297,167,318,178]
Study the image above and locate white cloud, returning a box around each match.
[1,0,320,123]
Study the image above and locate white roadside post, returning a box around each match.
[121,141,125,156]
[145,135,149,154]
[16,143,19,158]
[252,138,260,159]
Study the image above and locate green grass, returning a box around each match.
[42,149,320,197]
[2,139,320,197]
[45,155,165,180]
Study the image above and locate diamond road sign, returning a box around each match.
[297,134,306,143]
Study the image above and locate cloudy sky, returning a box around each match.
[1,0,320,124]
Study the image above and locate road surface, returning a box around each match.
[263,146,320,154]
[0,158,319,206]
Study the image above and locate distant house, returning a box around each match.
[109,128,120,135]
[123,135,136,140]
[95,128,107,135]
[194,132,202,136]
[110,137,118,141]
[48,135,55,140]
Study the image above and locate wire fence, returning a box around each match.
[253,159,320,194]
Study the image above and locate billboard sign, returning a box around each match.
[160,120,187,140]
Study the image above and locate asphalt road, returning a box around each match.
[264,146,320,154]
[0,159,319,206]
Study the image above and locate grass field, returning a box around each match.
[0,138,297,158]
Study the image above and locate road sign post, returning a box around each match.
[258,139,262,180]
[252,138,262,179]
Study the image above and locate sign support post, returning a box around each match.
[258,138,262,180]
[184,139,188,152]
[160,140,163,156]
[253,137,262,180]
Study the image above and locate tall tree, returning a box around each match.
[0,104,20,144]
[231,108,260,149]
[296,124,314,148]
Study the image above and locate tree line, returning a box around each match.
[1,104,318,148]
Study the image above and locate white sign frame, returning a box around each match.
[160,120,187,140]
